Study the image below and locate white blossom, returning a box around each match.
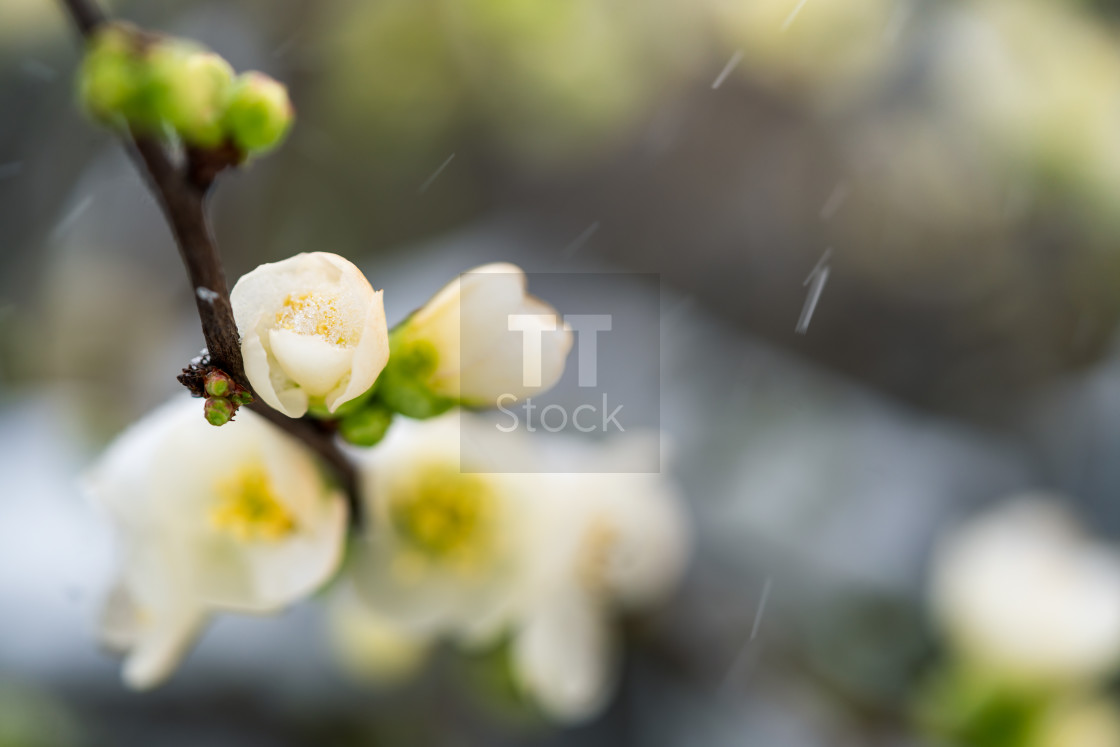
[231,252,389,417]
[86,397,348,688]
[508,436,689,722]
[930,496,1120,687]
[345,412,543,641]
[344,412,689,722]
[393,263,572,406]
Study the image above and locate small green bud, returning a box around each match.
[146,44,234,146]
[77,26,145,123]
[372,334,451,418]
[204,396,234,426]
[339,404,394,447]
[229,389,253,406]
[223,72,294,155]
[376,372,454,419]
[393,337,439,378]
[203,370,233,397]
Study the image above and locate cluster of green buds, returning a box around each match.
[201,370,253,426]
[78,24,294,157]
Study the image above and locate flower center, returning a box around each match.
[275,291,359,347]
[387,465,493,565]
[211,463,297,542]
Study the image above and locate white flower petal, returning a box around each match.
[512,584,615,723]
[329,289,389,412]
[403,263,571,403]
[930,496,1120,685]
[268,327,356,397]
[86,396,350,685]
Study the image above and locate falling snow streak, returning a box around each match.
[819,181,850,221]
[796,248,832,334]
[418,153,455,194]
[749,577,773,640]
[711,51,743,90]
[782,0,811,30]
[562,221,600,258]
[719,576,774,695]
[51,196,94,239]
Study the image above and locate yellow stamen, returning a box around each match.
[387,464,494,569]
[275,291,358,347]
[211,463,297,542]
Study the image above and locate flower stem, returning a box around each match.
[57,0,362,525]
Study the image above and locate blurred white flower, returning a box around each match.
[231,252,389,417]
[327,586,431,685]
[86,397,348,688]
[346,411,544,639]
[509,436,689,722]
[389,263,571,408]
[930,497,1120,687]
[344,413,688,722]
[1032,697,1120,747]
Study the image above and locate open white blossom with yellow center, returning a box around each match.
[346,412,543,640]
[339,414,689,723]
[387,263,572,409]
[930,496,1120,688]
[231,252,390,417]
[86,397,348,688]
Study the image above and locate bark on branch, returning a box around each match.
[58,0,361,517]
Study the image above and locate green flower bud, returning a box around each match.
[204,396,234,426]
[375,370,454,419]
[203,370,233,397]
[77,25,145,123]
[372,334,453,419]
[223,72,294,155]
[339,404,394,447]
[229,389,254,406]
[146,44,234,146]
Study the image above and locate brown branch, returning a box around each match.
[59,0,362,523]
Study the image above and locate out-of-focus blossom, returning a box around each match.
[932,0,1120,214]
[231,252,389,418]
[1032,697,1120,747]
[346,412,543,640]
[509,436,689,722]
[381,263,571,413]
[342,414,689,722]
[86,398,348,688]
[328,586,431,685]
[929,497,1120,687]
[709,0,898,95]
